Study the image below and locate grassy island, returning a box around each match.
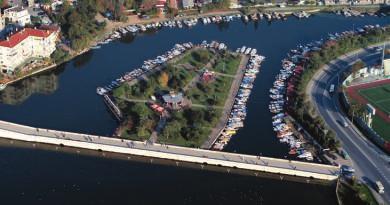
[112,46,243,147]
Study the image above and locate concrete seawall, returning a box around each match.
[0,120,339,181]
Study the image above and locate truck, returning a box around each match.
[329,84,335,93]
[375,181,385,194]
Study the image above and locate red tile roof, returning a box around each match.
[0,28,57,48]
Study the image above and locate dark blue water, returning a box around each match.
[0,143,337,205]
[1,13,388,157]
[0,14,388,204]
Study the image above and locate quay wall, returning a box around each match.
[0,120,339,181]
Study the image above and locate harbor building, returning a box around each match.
[2,6,31,27]
[182,0,194,9]
[384,58,390,76]
[384,50,390,77]
[0,27,59,74]
[162,91,184,110]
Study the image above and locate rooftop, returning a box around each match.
[0,28,57,48]
[162,92,183,104]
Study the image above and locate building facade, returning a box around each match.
[3,6,31,27]
[0,27,59,74]
[182,0,194,8]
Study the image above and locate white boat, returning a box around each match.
[96,87,108,95]
[0,83,6,91]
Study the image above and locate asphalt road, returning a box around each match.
[309,45,390,203]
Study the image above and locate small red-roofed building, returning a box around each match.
[0,27,59,74]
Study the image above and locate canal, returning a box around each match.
[0,13,388,204]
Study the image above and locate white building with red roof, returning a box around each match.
[0,27,59,74]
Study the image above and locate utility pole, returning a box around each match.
[381,41,386,70]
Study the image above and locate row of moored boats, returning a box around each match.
[269,24,385,161]
[96,42,195,95]
[92,11,315,49]
[97,40,232,95]
[212,47,265,150]
[334,9,388,18]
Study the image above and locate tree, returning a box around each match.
[351,60,366,78]
[192,50,210,64]
[162,121,182,139]
[158,72,169,87]
[131,103,150,120]
[349,102,365,123]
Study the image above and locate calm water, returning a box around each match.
[0,143,337,205]
[1,13,389,157]
[0,13,389,204]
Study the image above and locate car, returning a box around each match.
[341,165,355,173]
[343,172,355,180]
[339,119,349,127]
[375,46,383,52]
[339,150,350,159]
[375,181,385,194]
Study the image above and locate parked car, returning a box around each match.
[341,165,355,173]
[339,150,350,160]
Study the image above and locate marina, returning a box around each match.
[93,11,317,48]
[0,12,389,204]
[1,13,388,157]
[212,48,265,150]
[268,23,384,160]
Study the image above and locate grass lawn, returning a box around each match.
[187,75,234,106]
[354,183,379,205]
[338,181,379,205]
[157,126,213,147]
[176,49,212,68]
[372,115,390,141]
[212,54,241,75]
[359,84,390,114]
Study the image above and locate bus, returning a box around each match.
[329,84,335,93]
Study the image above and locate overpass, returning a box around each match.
[0,120,340,181]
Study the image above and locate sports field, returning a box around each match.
[346,79,390,141]
[358,84,390,115]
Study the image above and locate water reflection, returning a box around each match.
[0,66,62,105]
[118,33,137,44]
[72,50,94,68]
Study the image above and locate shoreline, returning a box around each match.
[0,5,387,90]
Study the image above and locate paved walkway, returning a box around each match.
[0,120,339,180]
[201,55,249,149]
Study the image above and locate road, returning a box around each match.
[309,45,390,203]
